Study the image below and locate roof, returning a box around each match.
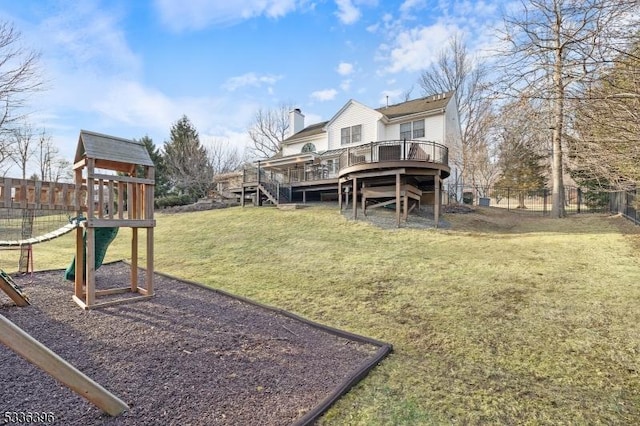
[283,92,455,143]
[283,121,328,143]
[377,91,454,120]
[75,130,154,168]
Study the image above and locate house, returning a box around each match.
[239,91,462,225]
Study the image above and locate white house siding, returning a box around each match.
[383,115,444,143]
[282,133,327,156]
[327,101,382,150]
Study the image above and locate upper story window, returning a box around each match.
[301,143,316,153]
[341,125,362,145]
[400,119,425,140]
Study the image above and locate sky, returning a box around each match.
[0,0,505,172]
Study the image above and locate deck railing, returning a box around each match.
[243,140,449,185]
[338,139,448,170]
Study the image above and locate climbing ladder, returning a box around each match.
[0,269,30,306]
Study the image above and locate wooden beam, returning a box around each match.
[88,173,154,185]
[74,227,84,300]
[434,176,441,228]
[352,177,357,219]
[146,227,154,296]
[131,228,138,293]
[86,227,95,307]
[349,168,406,180]
[0,313,129,416]
[396,173,401,227]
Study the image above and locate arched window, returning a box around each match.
[301,143,316,153]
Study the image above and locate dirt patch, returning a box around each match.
[0,262,388,425]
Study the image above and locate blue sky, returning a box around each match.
[0,0,503,167]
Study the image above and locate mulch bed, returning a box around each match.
[0,262,390,425]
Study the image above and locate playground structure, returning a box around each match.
[70,130,155,309]
[0,130,155,417]
[0,130,156,309]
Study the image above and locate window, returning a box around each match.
[400,123,412,140]
[399,120,425,140]
[340,125,363,145]
[412,120,425,138]
[352,125,362,143]
[301,143,316,153]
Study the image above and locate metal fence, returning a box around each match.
[444,185,621,216]
[609,189,639,225]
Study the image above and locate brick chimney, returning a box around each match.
[289,108,305,137]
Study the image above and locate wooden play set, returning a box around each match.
[0,130,156,417]
[70,130,155,309]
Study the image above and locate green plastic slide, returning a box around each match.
[64,227,119,281]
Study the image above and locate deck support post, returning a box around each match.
[352,177,358,219]
[396,172,401,227]
[434,175,441,228]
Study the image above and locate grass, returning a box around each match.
[3,205,640,424]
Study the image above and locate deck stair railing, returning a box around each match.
[244,165,290,204]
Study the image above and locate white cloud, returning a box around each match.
[335,0,361,24]
[154,0,300,31]
[381,23,458,73]
[400,0,428,13]
[41,4,140,78]
[336,62,354,76]
[222,72,283,91]
[379,89,404,107]
[310,89,338,101]
[340,79,352,91]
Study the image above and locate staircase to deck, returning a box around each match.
[256,170,291,205]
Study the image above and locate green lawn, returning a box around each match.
[4,205,640,424]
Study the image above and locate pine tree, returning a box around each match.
[163,116,213,200]
[134,135,170,197]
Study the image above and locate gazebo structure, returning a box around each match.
[72,130,155,309]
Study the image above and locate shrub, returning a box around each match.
[155,194,194,209]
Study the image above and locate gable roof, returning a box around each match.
[283,91,455,143]
[283,120,328,143]
[377,91,454,120]
[75,130,154,169]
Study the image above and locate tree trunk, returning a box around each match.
[517,191,527,209]
[551,14,566,218]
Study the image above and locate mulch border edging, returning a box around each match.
[39,259,392,425]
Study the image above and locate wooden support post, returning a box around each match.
[131,228,138,292]
[352,177,358,219]
[361,181,366,215]
[74,227,84,300]
[85,227,95,307]
[434,175,441,228]
[0,314,129,416]
[241,186,245,207]
[396,172,401,227]
[303,190,306,204]
[146,227,154,296]
[338,180,342,210]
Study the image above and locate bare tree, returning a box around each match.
[207,138,245,175]
[569,39,640,189]
[10,120,37,178]
[494,0,639,217]
[247,103,294,159]
[0,21,42,134]
[418,34,494,191]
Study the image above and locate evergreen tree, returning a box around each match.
[134,135,170,197]
[494,98,548,208]
[163,115,213,200]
